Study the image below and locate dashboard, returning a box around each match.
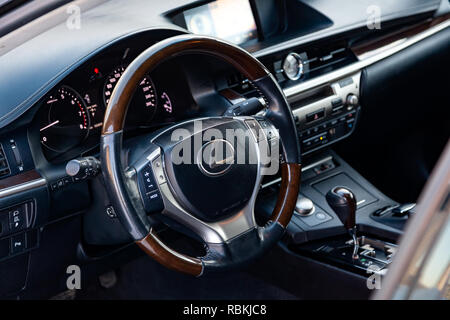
[2,0,446,167]
[0,0,448,299]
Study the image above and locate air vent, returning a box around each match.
[0,144,11,178]
[307,47,346,70]
[305,44,352,74]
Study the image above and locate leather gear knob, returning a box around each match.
[326,186,357,229]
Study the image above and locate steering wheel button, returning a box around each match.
[145,190,164,213]
[152,158,166,184]
[141,170,157,193]
[145,182,156,192]
[147,191,160,200]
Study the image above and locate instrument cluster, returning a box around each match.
[37,45,195,161]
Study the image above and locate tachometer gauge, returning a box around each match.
[161,92,173,113]
[103,65,157,124]
[40,86,90,152]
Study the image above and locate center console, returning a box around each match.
[256,149,412,280]
[291,73,360,155]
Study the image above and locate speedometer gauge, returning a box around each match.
[103,66,157,124]
[40,86,90,153]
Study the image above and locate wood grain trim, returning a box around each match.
[102,35,270,135]
[0,169,42,191]
[136,230,203,276]
[270,163,301,228]
[352,13,450,58]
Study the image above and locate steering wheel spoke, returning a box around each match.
[243,116,281,176]
[149,116,264,243]
[158,180,258,244]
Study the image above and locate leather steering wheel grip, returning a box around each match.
[100,34,301,276]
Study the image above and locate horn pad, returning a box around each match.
[160,119,259,222]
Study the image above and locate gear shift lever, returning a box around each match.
[326,186,359,260]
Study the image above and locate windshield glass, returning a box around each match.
[0,0,29,16]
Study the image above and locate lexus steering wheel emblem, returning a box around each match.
[197,139,234,177]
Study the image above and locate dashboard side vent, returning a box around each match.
[306,45,350,73]
[0,144,11,178]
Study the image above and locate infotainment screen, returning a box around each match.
[183,0,258,45]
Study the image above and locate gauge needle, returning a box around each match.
[40,120,60,132]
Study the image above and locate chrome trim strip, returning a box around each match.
[260,177,280,189]
[283,19,450,99]
[301,155,333,172]
[149,228,203,266]
[357,199,366,206]
[261,156,333,189]
[0,178,46,198]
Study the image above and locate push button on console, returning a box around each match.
[9,205,26,233]
[306,109,325,123]
[10,233,25,255]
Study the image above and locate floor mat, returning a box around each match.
[76,255,298,300]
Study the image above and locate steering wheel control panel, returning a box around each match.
[136,149,165,215]
[290,72,361,155]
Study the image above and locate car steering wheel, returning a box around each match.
[100,34,301,276]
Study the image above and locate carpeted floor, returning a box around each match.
[76,255,298,300]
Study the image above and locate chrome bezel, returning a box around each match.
[283,52,304,81]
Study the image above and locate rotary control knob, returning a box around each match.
[282,53,304,81]
[66,156,100,181]
[295,197,315,216]
[346,94,359,107]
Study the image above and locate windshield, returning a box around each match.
[0,0,75,40]
[0,0,29,16]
